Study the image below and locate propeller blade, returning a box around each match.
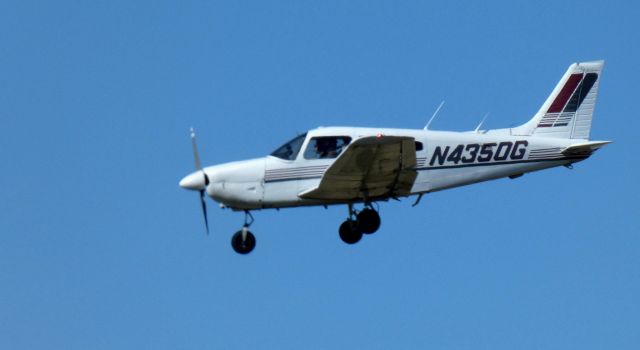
[190,127,202,171]
[190,127,210,186]
[199,189,210,235]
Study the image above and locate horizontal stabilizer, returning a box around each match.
[561,141,611,156]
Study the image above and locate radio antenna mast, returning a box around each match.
[424,100,445,130]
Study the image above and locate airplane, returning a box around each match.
[179,60,610,255]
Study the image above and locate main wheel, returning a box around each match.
[339,219,362,244]
[231,229,256,254]
[357,208,381,234]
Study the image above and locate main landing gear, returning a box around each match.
[231,211,256,254]
[338,204,381,245]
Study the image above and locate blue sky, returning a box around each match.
[1,0,639,348]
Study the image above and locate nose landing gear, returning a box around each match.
[231,211,256,254]
[338,203,381,245]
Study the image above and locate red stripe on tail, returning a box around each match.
[547,74,583,113]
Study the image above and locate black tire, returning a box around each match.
[357,208,381,234]
[339,219,362,244]
[231,229,256,254]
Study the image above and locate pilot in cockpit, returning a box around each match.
[315,138,338,158]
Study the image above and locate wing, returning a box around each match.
[298,136,417,200]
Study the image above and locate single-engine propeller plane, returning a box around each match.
[180,61,610,254]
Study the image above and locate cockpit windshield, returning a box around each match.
[270,133,307,160]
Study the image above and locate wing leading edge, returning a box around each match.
[298,136,417,201]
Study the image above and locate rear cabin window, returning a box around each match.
[303,136,352,159]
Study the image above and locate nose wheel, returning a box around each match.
[338,204,381,244]
[231,226,256,254]
[231,211,256,254]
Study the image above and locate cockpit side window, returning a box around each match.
[303,136,352,160]
[270,133,307,160]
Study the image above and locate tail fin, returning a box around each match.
[512,60,604,139]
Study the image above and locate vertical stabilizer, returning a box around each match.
[512,61,604,139]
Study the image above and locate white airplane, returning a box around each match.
[180,60,610,254]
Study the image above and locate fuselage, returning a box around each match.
[179,126,589,210]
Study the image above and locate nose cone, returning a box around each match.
[179,171,205,190]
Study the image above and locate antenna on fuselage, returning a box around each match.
[474,112,490,133]
[424,100,445,130]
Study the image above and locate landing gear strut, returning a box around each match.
[231,211,256,254]
[338,203,381,244]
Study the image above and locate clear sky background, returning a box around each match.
[1,1,639,349]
